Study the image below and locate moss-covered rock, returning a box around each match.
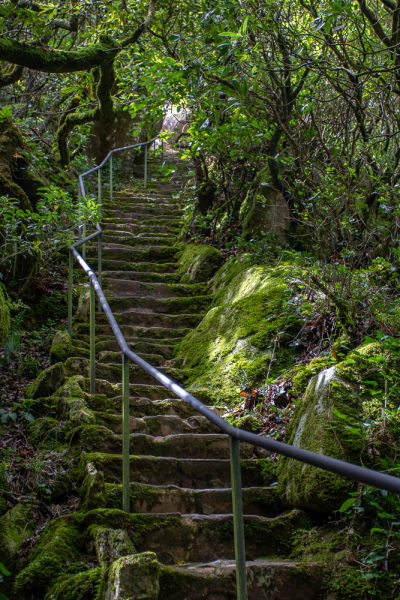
[44,568,105,600]
[25,362,65,399]
[0,503,35,565]
[79,462,107,511]
[23,290,69,330]
[88,527,135,569]
[105,552,160,600]
[175,256,300,404]
[50,330,89,364]
[14,516,83,598]
[0,284,10,341]
[176,244,223,283]
[278,366,365,513]
[27,416,63,449]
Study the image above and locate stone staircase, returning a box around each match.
[72,152,322,598]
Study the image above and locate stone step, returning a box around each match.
[98,351,168,367]
[159,559,323,600]
[84,360,185,385]
[125,511,303,564]
[96,261,178,273]
[85,453,276,488]
[94,413,220,436]
[93,235,173,247]
[74,323,190,340]
[101,223,180,234]
[102,278,206,298]
[95,339,175,359]
[85,245,177,262]
[77,428,255,459]
[106,295,208,315]
[96,310,204,329]
[104,396,221,418]
[105,483,280,517]
[106,205,183,217]
[100,270,181,283]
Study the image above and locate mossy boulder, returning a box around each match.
[0,503,35,564]
[176,244,222,283]
[50,330,89,364]
[65,356,90,378]
[278,366,364,513]
[25,362,65,399]
[79,462,107,511]
[105,552,160,600]
[44,568,105,600]
[88,527,135,569]
[175,256,300,404]
[0,284,10,341]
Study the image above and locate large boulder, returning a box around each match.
[277,367,363,513]
[105,552,160,600]
[175,256,300,403]
[176,244,222,283]
[25,362,65,399]
[278,342,400,513]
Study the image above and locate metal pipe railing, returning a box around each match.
[68,137,400,600]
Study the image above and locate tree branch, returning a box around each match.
[121,0,157,48]
[0,65,24,89]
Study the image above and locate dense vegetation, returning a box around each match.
[2,0,400,598]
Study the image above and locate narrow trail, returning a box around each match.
[72,151,320,598]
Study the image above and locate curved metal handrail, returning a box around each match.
[68,137,400,600]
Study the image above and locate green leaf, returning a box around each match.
[339,497,357,512]
[0,563,11,576]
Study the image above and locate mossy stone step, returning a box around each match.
[101,223,180,235]
[102,278,207,298]
[97,351,166,368]
[159,559,323,600]
[126,511,304,564]
[95,339,174,359]
[66,359,185,385]
[76,427,255,459]
[94,261,178,273]
[100,271,181,283]
[92,234,173,247]
[85,245,177,262]
[105,295,208,315]
[93,413,220,436]
[84,453,276,488]
[95,310,205,329]
[104,396,222,417]
[105,483,281,517]
[74,323,190,340]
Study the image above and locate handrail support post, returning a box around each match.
[230,436,248,600]
[122,354,130,513]
[68,250,73,336]
[144,144,148,188]
[110,155,113,203]
[90,279,96,394]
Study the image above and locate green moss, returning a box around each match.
[290,358,329,396]
[176,244,223,283]
[0,503,36,565]
[278,360,371,513]
[25,362,65,399]
[175,258,300,404]
[28,416,64,449]
[50,330,89,364]
[233,414,260,432]
[44,568,105,600]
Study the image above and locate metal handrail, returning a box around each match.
[68,139,400,600]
